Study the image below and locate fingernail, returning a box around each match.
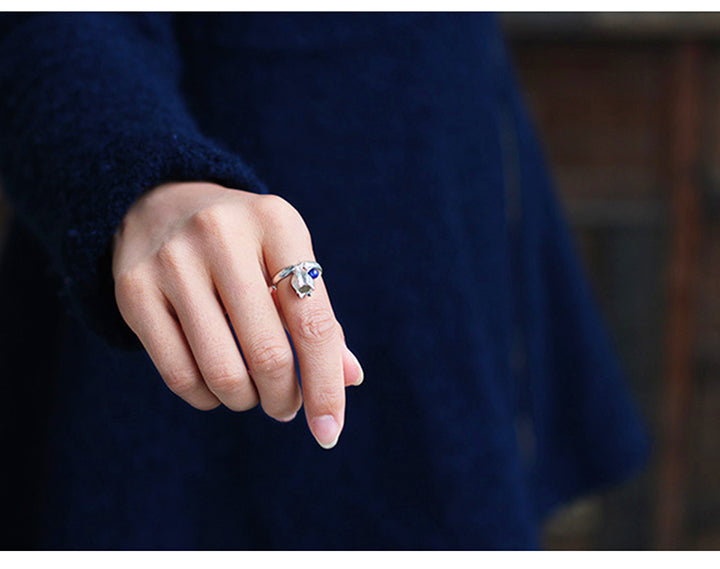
[311,414,341,449]
[348,349,364,386]
[277,411,297,423]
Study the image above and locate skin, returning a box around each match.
[112,181,364,449]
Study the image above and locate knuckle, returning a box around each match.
[114,268,148,300]
[114,268,153,318]
[188,205,239,258]
[203,363,243,393]
[246,341,294,377]
[164,368,202,397]
[295,308,340,344]
[257,194,309,233]
[190,399,222,412]
[156,238,190,270]
[264,402,301,421]
[257,193,295,216]
[190,204,230,235]
[227,393,260,413]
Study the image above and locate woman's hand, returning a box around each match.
[112,181,363,449]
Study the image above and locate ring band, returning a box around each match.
[271,261,323,299]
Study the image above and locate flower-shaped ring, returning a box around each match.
[270,261,323,299]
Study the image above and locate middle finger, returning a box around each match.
[211,248,302,422]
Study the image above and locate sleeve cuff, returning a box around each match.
[57,132,268,349]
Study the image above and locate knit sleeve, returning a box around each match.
[0,13,267,349]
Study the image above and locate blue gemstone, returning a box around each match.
[309,268,320,279]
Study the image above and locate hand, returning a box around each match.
[112,181,364,449]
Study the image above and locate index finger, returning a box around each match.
[264,241,345,449]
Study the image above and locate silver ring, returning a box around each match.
[270,261,323,299]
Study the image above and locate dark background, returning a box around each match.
[0,12,717,550]
[504,12,720,549]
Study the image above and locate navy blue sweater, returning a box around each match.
[0,13,650,549]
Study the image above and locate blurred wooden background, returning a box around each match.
[504,12,720,549]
